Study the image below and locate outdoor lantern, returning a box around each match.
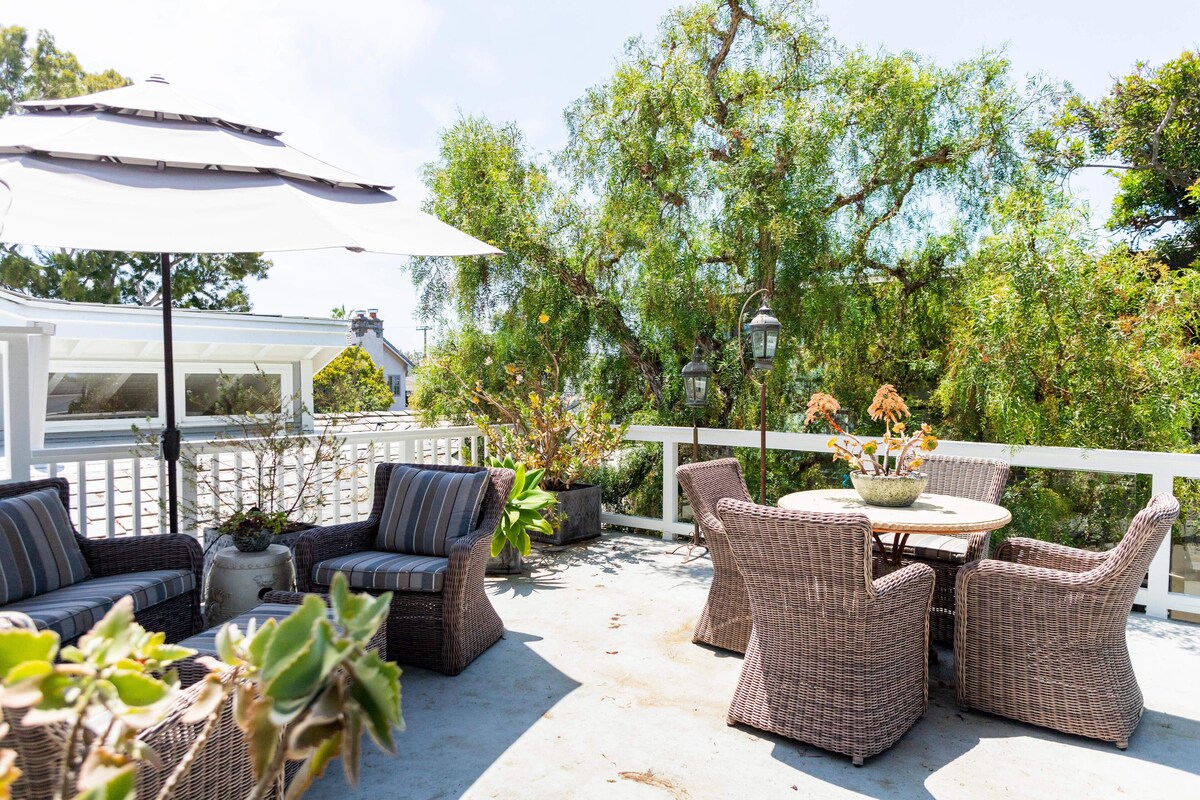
[748,303,782,370]
[682,345,711,408]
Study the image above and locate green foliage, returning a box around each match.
[0,575,400,800]
[0,25,272,310]
[484,455,556,556]
[1046,50,1200,268]
[412,0,1028,437]
[935,185,1200,451]
[313,347,394,414]
[0,600,195,800]
[216,506,290,536]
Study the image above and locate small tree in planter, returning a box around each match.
[435,318,626,545]
[484,455,557,574]
[144,370,367,556]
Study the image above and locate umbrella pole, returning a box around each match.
[160,252,181,534]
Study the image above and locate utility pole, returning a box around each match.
[416,325,432,358]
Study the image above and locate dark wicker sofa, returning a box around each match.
[294,463,514,675]
[0,477,204,644]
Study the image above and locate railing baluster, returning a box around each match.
[77,461,89,538]
[105,459,116,538]
[132,458,143,536]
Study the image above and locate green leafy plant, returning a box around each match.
[0,573,401,800]
[312,346,394,415]
[484,455,556,557]
[436,316,626,491]
[216,506,291,537]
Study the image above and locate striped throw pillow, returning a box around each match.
[373,466,490,557]
[0,488,90,605]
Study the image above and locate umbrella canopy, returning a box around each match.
[0,75,498,533]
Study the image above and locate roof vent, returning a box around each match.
[145,74,170,84]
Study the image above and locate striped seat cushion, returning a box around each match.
[875,532,969,563]
[374,466,489,556]
[177,602,335,656]
[4,569,196,642]
[0,488,90,604]
[314,551,448,593]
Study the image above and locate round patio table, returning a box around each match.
[776,489,1012,565]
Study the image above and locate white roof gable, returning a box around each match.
[0,288,347,369]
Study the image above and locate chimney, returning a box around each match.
[350,309,384,340]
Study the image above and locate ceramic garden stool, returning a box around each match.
[204,544,296,626]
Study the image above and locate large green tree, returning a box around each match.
[1044,50,1200,268]
[413,0,1027,431]
[0,25,272,310]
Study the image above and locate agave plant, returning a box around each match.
[485,455,557,557]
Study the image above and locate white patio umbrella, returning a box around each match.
[0,75,498,533]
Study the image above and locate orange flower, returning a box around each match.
[805,393,841,425]
[538,313,550,324]
[868,384,910,423]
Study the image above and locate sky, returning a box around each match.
[3,0,1199,354]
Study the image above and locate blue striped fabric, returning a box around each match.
[0,488,90,604]
[314,551,448,593]
[4,569,196,642]
[373,466,489,556]
[177,602,333,656]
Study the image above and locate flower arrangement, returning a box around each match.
[805,384,938,476]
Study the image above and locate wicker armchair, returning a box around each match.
[716,498,934,766]
[875,454,1009,643]
[295,463,513,675]
[0,478,203,644]
[676,458,754,654]
[955,492,1180,749]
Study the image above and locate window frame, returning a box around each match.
[176,362,293,426]
[44,361,166,432]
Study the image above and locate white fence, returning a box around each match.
[17,423,1200,621]
[27,427,484,538]
[607,425,1200,621]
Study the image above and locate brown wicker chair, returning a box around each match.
[716,498,935,766]
[0,477,204,644]
[874,454,1009,643]
[955,492,1180,749]
[295,463,513,675]
[676,458,753,654]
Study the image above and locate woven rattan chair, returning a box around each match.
[676,458,753,653]
[717,498,935,765]
[0,478,203,644]
[295,463,513,675]
[875,454,1009,643]
[955,492,1180,749]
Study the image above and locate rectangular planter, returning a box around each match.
[530,483,602,546]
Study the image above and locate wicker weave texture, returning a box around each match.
[676,458,754,654]
[717,499,934,765]
[955,492,1180,747]
[878,454,1009,643]
[0,478,205,644]
[295,463,513,675]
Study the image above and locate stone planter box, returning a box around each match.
[530,483,602,546]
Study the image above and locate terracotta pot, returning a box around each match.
[850,472,928,507]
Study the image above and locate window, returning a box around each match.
[184,372,282,417]
[47,372,159,421]
[387,374,403,394]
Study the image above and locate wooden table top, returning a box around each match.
[776,489,1012,534]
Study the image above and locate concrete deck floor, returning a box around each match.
[308,532,1200,800]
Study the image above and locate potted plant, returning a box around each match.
[805,384,939,507]
[171,371,365,559]
[0,573,400,800]
[484,455,557,574]
[435,316,627,545]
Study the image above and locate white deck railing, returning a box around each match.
[611,425,1200,621]
[18,423,1200,621]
